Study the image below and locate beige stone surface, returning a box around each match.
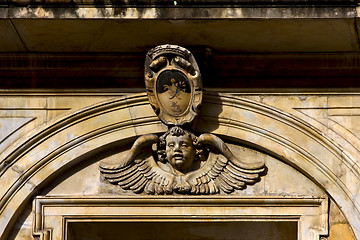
[2,92,360,240]
[0,94,119,158]
[8,139,327,239]
[329,201,356,240]
[330,224,356,240]
[28,195,328,240]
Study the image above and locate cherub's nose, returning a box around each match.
[174,144,182,152]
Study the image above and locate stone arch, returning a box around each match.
[0,92,359,239]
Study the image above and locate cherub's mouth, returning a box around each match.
[173,153,183,160]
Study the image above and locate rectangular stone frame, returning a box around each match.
[32,196,328,240]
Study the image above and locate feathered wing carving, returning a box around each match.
[99,133,266,195]
[99,134,177,194]
[184,153,264,194]
[184,133,266,194]
[100,153,176,194]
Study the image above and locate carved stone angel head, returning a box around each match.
[156,127,207,174]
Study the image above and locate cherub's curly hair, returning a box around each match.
[157,126,207,163]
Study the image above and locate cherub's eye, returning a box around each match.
[168,143,174,147]
[182,143,188,147]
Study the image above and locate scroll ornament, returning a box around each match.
[99,45,266,195]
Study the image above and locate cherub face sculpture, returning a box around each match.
[166,134,195,172]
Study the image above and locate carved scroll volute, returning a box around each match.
[145,44,203,126]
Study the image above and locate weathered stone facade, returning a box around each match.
[1,0,360,239]
[0,91,358,239]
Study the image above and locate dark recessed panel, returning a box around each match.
[67,221,298,240]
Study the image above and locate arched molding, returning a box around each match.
[197,93,360,238]
[0,92,359,239]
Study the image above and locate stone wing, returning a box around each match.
[99,153,176,195]
[185,152,265,194]
[99,134,176,195]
